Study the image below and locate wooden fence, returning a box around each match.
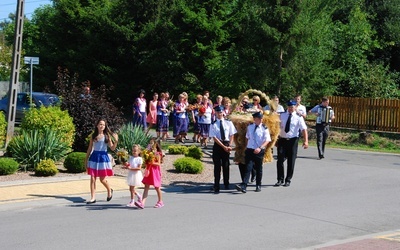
[327,96,400,132]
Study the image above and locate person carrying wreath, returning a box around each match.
[236,111,271,193]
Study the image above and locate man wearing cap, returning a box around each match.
[275,101,308,187]
[209,105,237,194]
[236,111,271,193]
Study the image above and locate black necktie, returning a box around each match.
[285,114,292,133]
[254,124,258,132]
[220,120,226,141]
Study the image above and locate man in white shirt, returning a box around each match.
[236,111,271,193]
[209,106,237,194]
[275,101,308,187]
[264,95,285,113]
[294,94,307,119]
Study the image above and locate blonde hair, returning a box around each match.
[222,97,231,105]
[132,144,141,156]
[253,95,260,102]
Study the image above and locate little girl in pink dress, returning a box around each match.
[135,139,164,209]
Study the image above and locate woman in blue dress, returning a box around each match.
[133,89,147,130]
[85,119,118,204]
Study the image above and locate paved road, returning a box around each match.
[0,146,399,249]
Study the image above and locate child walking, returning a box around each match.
[135,138,164,209]
[123,145,144,207]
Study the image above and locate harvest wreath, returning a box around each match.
[229,89,281,164]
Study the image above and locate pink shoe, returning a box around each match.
[134,201,144,209]
[126,201,135,207]
[137,193,142,203]
[154,201,164,208]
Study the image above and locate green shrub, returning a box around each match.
[0,112,6,147]
[64,152,87,173]
[35,159,58,176]
[173,157,203,174]
[7,128,71,169]
[185,145,203,159]
[168,145,189,155]
[54,70,126,152]
[21,106,75,147]
[117,123,152,150]
[0,157,19,175]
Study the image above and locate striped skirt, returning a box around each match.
[87,151,113,177]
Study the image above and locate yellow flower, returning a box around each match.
[142,149,155,164]
[116,148,129,163]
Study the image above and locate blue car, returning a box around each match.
[0,92,60,123]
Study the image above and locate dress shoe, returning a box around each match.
[255,186,261,192]
[283,182,291,187]
[319,155,324,160]
[250,177,256,183]
[107,189,113,201]
[86,199,96,204]
[210,186,219,194]
[274,181,284,187]
[235,184,246,193]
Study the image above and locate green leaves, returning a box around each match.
[3,0,398,107]
[117,123,152,152]
[7,128,71,169]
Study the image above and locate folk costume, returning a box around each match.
[156,99,169,133]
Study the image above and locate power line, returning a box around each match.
[0,0,50,7]
[0,0,51,20]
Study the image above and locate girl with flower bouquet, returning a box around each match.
[122,145,144,207]
[135,138,164,209]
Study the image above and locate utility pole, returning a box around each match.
[6,0,25,147]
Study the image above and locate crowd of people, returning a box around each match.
[132,89,298,147]
[83,91,335,207]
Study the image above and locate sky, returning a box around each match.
[0,0,52,22]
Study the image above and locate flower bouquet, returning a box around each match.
[141,149,155,164]
[199,105,207,118]
[116,148,129,167]
[166,99,175,116]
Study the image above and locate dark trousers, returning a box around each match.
[316,124,329,157]
[242,148,265,187]
[238,162,255,183]
[276,137,299,183]
[212,143,230,190]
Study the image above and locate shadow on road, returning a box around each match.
[28,194,86,203]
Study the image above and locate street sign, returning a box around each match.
[23,56,40,106]
[24,56,39,65]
